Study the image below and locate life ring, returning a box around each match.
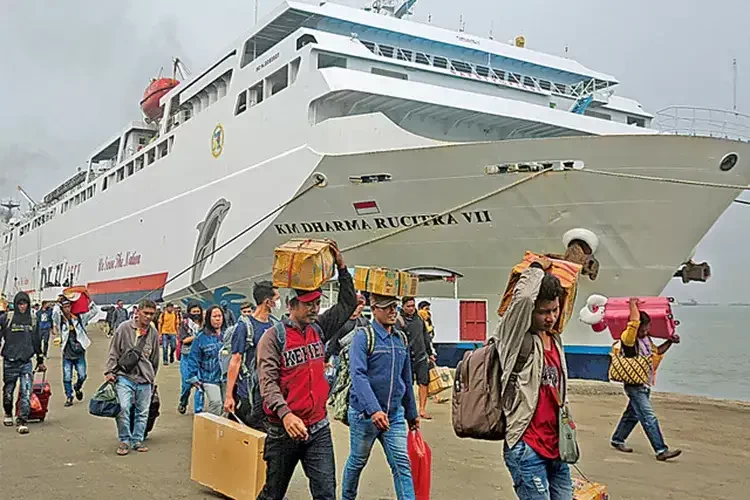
[563,228,600,254]
[578,293,608,325]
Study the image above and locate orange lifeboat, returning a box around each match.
[140,77,179,121]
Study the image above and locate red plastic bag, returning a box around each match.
[408,430,432,500]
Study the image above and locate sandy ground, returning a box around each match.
[1,325,748,500]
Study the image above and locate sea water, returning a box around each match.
[653,306,750,401]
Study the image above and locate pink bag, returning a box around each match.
[588,296,678,340]
[408,430,432,500]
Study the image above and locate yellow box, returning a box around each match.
[354,266,419,298]
[427,365,453,397]
[272,239,336,291]
[191,413,267,499]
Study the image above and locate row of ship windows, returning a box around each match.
[16,137,175,239]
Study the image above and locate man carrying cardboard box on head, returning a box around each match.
[256,241,357,500]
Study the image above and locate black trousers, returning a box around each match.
[256,422,336,500]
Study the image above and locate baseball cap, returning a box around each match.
[370,294,399,309]
[294,289,323,303]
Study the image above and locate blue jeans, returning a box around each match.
[2,360,32,421]
[503,440,572,500]
[179,358,203,412]
[258,421,336,500]
[611,384,668,455]
[115,377,153,445]
[62,357,87,399]
[40,329,51,357]
[342,407,415,500]
[162,334,177,363]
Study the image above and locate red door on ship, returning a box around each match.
[459,301,487,341]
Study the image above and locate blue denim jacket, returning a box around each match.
[185,329,223,386]
[349,320,418,422]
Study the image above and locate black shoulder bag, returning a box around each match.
[117,332,149,373]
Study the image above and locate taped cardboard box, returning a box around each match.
[572,477,609,499]
[272,239,336,291]
[354,266,419,298]
[497,251,582,335]
[191,413,267,500]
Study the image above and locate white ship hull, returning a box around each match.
[3,0,749,379]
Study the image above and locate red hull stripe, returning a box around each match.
[88,272,168,295]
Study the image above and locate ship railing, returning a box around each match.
[654,106,750,142]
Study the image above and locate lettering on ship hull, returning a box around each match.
[274,210,492,235]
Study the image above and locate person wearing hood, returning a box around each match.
[58,293,99,407]
[178,300,205,415]
[1,291,46,434]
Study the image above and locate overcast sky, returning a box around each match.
[1,0,748,301]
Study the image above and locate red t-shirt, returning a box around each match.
[522,343,562,460]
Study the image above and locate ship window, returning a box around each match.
[397,48,413,62]
[433,56,448,69]
[289,57,301,84]
[249,81,263,107]
[266,65,288,97]
[627,116,646,127]
[138,137,147,145]
[451,60,472,74]
[88,186,95,198]
[523,76,535,87]
[147,148,156,165]
[361,40,377,54]
[126,162,134,177]
[102,176,108,191]
[475,65,490,77]
[296,34,317,50]
[318,54,347,69]
[116,167,125,182]
[371,67,408,80]
[415,53,430,65]
[539,79,552,91]
[158,141,168,158]
[135,156,144,172]
[235,90,248,115]
[584,109,612,120]
[379,45,394,58]
[491,68,505,81]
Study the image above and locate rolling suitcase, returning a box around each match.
[16,371,51,422]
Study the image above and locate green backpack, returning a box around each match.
[331,323,408,426]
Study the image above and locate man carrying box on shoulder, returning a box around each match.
[342,294,419,500]
[256,241,357,500]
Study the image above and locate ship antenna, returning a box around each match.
[459,15,465,32]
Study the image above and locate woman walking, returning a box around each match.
[184,305,226,415]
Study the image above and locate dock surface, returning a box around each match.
[1,325,748,499]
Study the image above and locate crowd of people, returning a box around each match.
[0,240,683,500]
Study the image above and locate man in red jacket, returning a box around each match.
[256,242,356,500]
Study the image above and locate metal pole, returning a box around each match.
[255,0,259,25]
[732,58,738,112]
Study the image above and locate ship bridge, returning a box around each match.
[241,1,618,101]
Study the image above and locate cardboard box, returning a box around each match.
[497,251,582,335]
[191,413,267,499]
[272,239,336,291]
[427,365,453,397]
[354,266,419,298]
[572,477,609,499]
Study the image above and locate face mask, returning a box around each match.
[189,312,202,321]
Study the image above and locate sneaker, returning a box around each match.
[178,404,187,415]
[611,442,634,453]
[17,424,29,435]
[64,398,74,407]
[656,449,682,461]
[169,354,175,364]
[75,389,84,401]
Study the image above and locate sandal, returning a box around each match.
[116,443,129,456]
[133,442,149,452]
[3,415,13,427]
[419,412,433,420]
[17,425,29,435]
